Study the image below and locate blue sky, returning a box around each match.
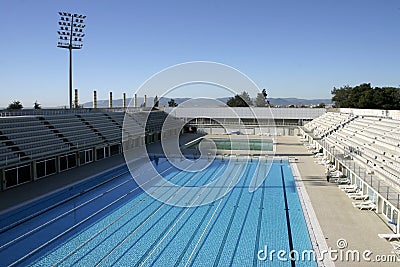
[0,0,399,108]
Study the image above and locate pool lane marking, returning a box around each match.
[2,160,172,248]
[0,166,128,235]
[184,163,253,266]
[170,162,238,267]
[227,175,257,267]
[212,162,260,267]
[96,160,228,266]
[109,161,224,266]
[136,162,227,266]
[183,163,246,267]
[10,161,182,267]
[52,160,220,266]
[210,163,253,266]
[64,169,201,267]
[1,176,133,251]
[280,164,296,267]
[94,159,231,267]
[252,163,267,267]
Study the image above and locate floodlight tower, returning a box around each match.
[57,12,86,109]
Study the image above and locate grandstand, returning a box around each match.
[301,109,400,234]
[0,109,181,190]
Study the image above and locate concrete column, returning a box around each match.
[56,155,60,174]
[109,92,113,108]
[134,93,137,108]
[32,161,37,181]
[74,89,78,108]
[123,93,126,108]
[144,95,147,107]
[76,151,81,167]
[93,90,97,109]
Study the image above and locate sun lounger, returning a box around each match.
[352,200,373,207]
[378,234,400,241]
[342,187,359,193]
[349,194,368,200]
[333,178,350,184]
[356,203,376,210]
[338,184,356,189]
[330,172,341,178]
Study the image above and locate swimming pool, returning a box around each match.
[187,138,274,151]
[0,158,315,266]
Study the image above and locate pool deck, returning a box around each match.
[276,136,398,267]
[0,134,399,266]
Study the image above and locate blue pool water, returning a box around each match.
[0,158,316,266]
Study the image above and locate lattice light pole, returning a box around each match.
[57,12,86,109]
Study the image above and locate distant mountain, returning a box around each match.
[268,98,332,106]
[82,97,332,108]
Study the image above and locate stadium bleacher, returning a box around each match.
[0,110,182,190]
[304,113,400,185]
[304,112,355,138]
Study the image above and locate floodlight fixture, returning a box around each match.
[57,12,86,109]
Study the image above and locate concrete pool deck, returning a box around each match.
[0,134,399,266]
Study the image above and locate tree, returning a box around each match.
[239,91,252,106]
[316,103,326,108]
[168,99,178,107]
[331,85,351,108]
[7,100,23,110]
[255,92,266,107]
[153,95,159,107]
[226,91,253,107]
[34,100,41,109]
[227,95,248,107]
[331,83,400,109]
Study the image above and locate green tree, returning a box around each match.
[226,91,253,107]
[34,100,41,109]
[316,103,326,108]
[227,95,248,107]
[255,92,266,107]
[331,85,352,108]
[331,83,400,109]
[168,99,178,107]
[239,91,252,106]
[7,100,23,110]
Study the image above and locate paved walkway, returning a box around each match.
[276,136,398,266]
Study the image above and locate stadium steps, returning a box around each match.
[0,130,27,159]
[76,115,107,141]
[37,117,74,147]
[103,113,123,129]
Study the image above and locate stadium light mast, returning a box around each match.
[57,12,86,109]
